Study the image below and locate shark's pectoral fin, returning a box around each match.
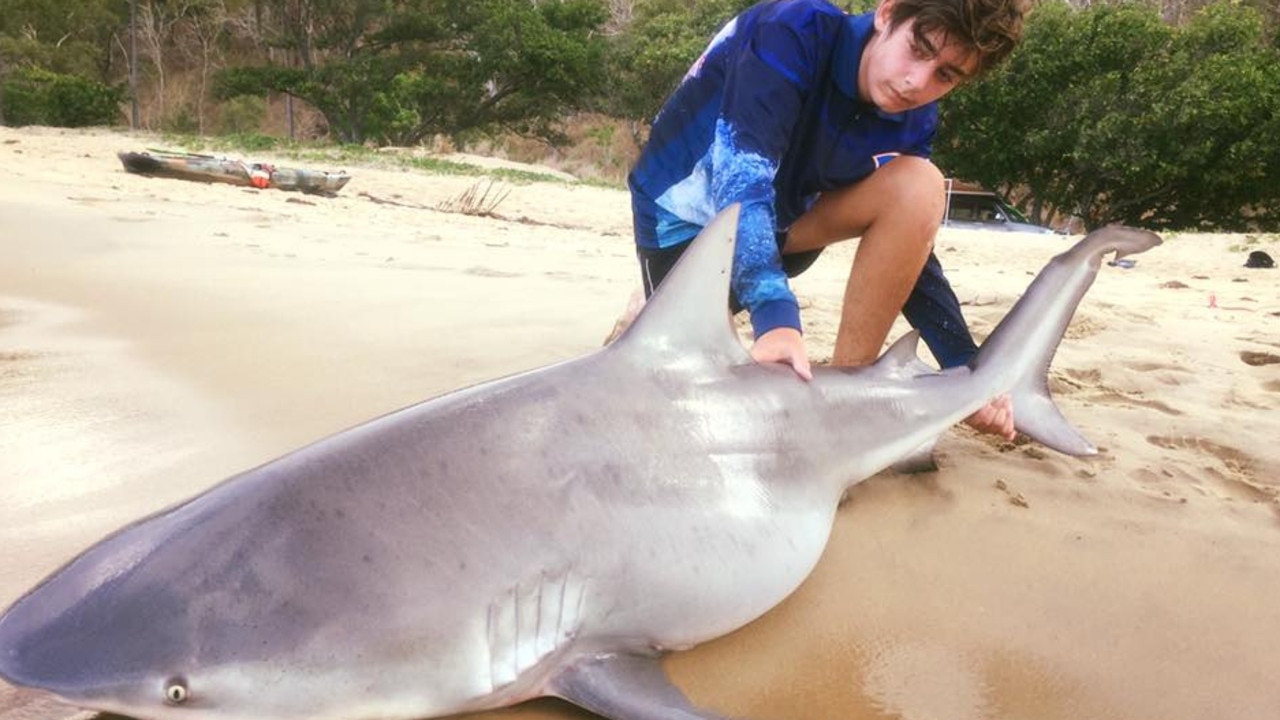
[549,653,738,720]
[888,438,940,474]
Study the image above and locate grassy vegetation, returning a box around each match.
[1228,234,1279,253]
[157,131,596,187]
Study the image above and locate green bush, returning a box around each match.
[1,67,122,127]
[218,95,267,135]
[162,106,199,134]
[935,0,1280,231]
[222,132,284,152]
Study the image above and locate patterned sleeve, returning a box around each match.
[709,11,822,338]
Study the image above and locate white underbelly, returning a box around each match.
[587,502,837,651]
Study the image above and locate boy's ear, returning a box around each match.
[873,0,897,33]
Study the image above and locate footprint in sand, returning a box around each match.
[861,640,991,720]
[1122,360,1186,373]
[1121,360,1194,387]
[994,479,1030,508]
[0,350,46,382]
[1063,313,1106,340]
[1239,335,1280,351]
[1240,350,1280,367]
[1145,435,1277,504]
[1047,367,1102,397]
[1048,366,1183,415]
[464,266,522,279]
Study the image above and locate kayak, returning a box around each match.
[118,150,352,196]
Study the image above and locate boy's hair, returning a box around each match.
[887,0,1027,75]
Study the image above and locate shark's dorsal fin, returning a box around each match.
[613,205,752,369]
[871,331,935,379]
[879,331,921,369]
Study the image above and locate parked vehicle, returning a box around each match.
[944,182,1055,234]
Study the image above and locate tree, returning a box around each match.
[135,0,178,122]
[1,65,124,126]
[174,0,232,133]
[408,0,609,144]
[598,0,754,126]
[1128,1,1280,229]
[935,0,1280,231]
[0,0,124,80]
[0,0,127,127]
[216,0,608,145]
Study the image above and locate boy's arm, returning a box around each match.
[709,11,827,343]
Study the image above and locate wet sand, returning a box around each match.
[2,126,1280,719]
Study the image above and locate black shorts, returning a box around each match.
[637,232,823,310]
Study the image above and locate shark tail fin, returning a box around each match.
[611,205,751,368]
[969,225,1160,457]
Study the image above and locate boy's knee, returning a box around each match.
[882,157,946,214]
[786,157,945,252]
[858,157,945,242]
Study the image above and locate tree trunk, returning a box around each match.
[192,0,228,136]
[290,0,315,71]
[199,42,210,133]
[0,54,7,126]
[139,0,167,126]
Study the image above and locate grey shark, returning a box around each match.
[0,205,1160,720]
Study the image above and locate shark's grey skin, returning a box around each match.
[0,206,1160,720]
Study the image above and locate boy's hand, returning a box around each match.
[751,327,813,381]
[965,394,1016,441]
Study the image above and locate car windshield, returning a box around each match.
[998,200,1031,223]
[947,193,1031,224]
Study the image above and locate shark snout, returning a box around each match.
[0,621,18,687]
[0,552,187,702]
[0,593,59,692]
[0,586,113,698]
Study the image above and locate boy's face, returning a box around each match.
[859,0,979,113]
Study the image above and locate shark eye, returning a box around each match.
[164,677,190,705]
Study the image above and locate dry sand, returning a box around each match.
[1,126,1279,720]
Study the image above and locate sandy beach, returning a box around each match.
[1,125,1278,720]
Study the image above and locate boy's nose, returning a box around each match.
[902,66,924,89]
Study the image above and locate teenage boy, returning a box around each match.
[629,0,1027,438]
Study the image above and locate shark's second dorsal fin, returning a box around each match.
[871,331,935,379]
[879,331,921,369]
[613,205,752,369]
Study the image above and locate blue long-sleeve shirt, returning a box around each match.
[629,0,978,368]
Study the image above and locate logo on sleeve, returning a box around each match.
[872,152,901,168]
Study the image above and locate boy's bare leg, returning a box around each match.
[783,156,945,366]
[786,158,1017,439]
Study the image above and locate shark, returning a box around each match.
[0,205,1160,720]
